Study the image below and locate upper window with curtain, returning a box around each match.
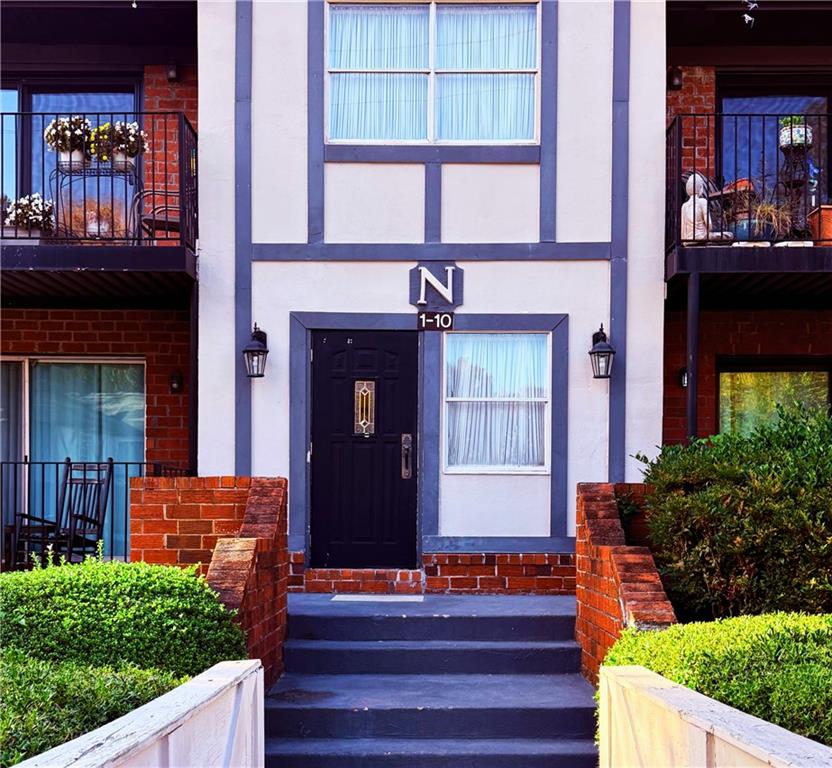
[327,2,539,143]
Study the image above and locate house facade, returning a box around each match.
[196,0,666,589]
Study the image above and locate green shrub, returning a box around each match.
[604,613,832,746]
[0,649,183,768]
[638,404,832,618]
[0,558,246,677]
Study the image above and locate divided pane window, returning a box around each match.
[444,333,549,471]
[719,368,830,436]
[327,3,538,143]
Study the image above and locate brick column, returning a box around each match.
[575,483,676,684]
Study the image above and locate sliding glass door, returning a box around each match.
[1,360,145,557]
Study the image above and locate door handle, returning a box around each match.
[401,433,412,479]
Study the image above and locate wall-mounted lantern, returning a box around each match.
[588,324,616,379]
[243,324,269,378]
[667,66,683,91]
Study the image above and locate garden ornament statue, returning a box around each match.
[681,172,733,242]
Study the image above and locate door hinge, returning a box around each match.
[307,443,313,463]
[310,348,314,363]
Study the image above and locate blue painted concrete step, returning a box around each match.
[284,638,581,674]
[265,738,598,768]
[288,594,577,642]
[266,673,596,739]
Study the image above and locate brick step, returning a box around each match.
[266,674,596,740]
[288,594,576,641]
[284,638,581,675]
[265,738,598,768]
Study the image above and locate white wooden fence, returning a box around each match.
[17,660,263,768]
[599,665,832,768]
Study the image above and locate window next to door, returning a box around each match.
[443,332,550,473]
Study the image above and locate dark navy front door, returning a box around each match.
[310,330,418,568]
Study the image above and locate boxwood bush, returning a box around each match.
[638,404,832,618]
[605,613,832,746]
[0,649,183,768]
[0,557,246,677]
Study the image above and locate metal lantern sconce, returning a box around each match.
[243,324,269,378]
[588,324,616,380]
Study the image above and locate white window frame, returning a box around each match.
[0,357,148,463]
[441,331,551,475]
[324,0,542,145]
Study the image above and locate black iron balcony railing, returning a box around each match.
[666,113,830,251]
[1,459,191,570]
[0,112,197,251]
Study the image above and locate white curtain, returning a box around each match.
[436,4,536,140]
[329,5,429,140]
[446,334,547,468]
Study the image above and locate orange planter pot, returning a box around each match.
[808,205,832,245]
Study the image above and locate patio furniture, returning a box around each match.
[8,457,72,569]
[62,459,114,563]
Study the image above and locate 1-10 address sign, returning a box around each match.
[417,311,454,331]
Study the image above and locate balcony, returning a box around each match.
[665,113,832,306]
[1,112,197,305]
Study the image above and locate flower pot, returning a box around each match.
[112,150,135,171]
[58,148,88,171]
[1,225,42,244]
[732,218,775,242]
[808,205,832,245]
[778,124,813,149]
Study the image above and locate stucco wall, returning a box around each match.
[556,0,613,243]
[251,259,611,536]
[198,0,237,474]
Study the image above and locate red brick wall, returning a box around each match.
[141,65,198,240]
[288,552,576,595]
[207,478,288,686]
[0,307,190,467]
[664,309,832,444]
[575,483,675,684]
[667,66,717,181]
[129,476,249,569]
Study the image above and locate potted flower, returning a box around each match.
[44,115,92,170]
[778,115,813,149]
[91,121,149,170]
[2,193,54,243]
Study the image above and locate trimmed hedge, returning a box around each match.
[604,613,832,746]
[0,558,246,677]
[0,649,183,768]
[638,404,832,618]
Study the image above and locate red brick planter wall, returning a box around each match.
[575,483,675,685]
[206,478,288,686]
[288,552,576,595]
[663,309,832,444]
[131,476,289,686]
[129,476,249,568]
[1,307,191,467]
